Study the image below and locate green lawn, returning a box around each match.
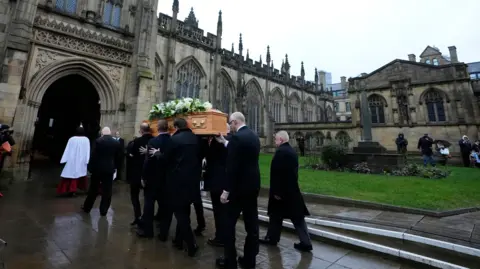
[259,154,480,210]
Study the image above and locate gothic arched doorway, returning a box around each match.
[32,74,101,162]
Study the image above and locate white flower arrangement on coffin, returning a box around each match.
[149,97,213,120]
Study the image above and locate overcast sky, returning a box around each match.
[157,0,478,83]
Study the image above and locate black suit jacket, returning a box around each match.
[204,134,231,192]
[88,135,122,174]
[142,133,172,188]
[268,142,309,218]
[225,126,261,199]
[128,133,154,183]
[163,129,203,207]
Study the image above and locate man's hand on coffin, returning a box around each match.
[139,146,147,155]
[148,148,159,157]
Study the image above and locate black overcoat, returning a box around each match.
[267,142,309,219]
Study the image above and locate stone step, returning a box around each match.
[202,199,476,269]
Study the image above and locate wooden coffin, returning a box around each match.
[147,110,228,136]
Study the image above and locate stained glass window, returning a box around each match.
[368,95,385,124]
[112,6,122,27]
[425,90,446,122]
[271,89,283,122]
[103,2,113,24]
[176,60,203,98]
[55,0,76,13]
[219,73,232,114]
[246,82,262,134]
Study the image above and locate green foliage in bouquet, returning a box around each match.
[149,98,213,120]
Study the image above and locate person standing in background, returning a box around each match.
[459,135,472,167]
[417,133,435,167]
[114,131,125,181]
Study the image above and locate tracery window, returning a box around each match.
[246,82,262,134]
[55,0,77,13]
[176,60,203,98]
[103,1,122,28]
[335,131,351,148]
[425,90,446,122]
[316,106,323,121]
[368,95,385,124]
[219,73,232,114]
[270,89,283,122]
[289,94,300,122]
[306,99,314,122]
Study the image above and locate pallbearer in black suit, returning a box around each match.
[259,131,313,252]
[127,123,154,226]
[156,118,202,257]
[82,127,122,216]
[214,112,260,269]
[137,119,172,238]
[204,124,231,247]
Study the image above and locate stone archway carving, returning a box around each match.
[16,57,118,162]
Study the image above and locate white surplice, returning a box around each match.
[60,136,90,179]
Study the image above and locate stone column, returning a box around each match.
[408,93,416,124]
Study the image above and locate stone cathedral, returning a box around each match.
[0,0,334,165]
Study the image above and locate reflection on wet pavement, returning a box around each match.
[0,166,419,269]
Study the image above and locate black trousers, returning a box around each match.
[83,172,114,215]
[140,185,157,236]
[173,204,196,248]
[299,147,305,156]
[462,153,471,167]
[266,214,312,246]
[193,190,206,229]
[223,192,259,268]
[210,190,226,241]
[129,181,142,220]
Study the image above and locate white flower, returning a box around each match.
[203,102,213,110]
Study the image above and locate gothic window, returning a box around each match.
[368,95,385,124]
[346,102,351,112]
[326,106,334,121]
[219,73,233,114]
[306,98,314,122]
[334,102,339,112]
[270,89,283,122]
[397,94,409,124]
[103,1,122,28]
[55,0,77,13]
[426,59,431,64]
[176,60,203,98]
[425,90,446,122]
[335,131,351,148]
[433,58,439,66]
[314,132,324,147]
[246,81,262,134]
[316,106,323,121]
[289,94,300,122]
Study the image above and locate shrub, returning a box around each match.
[304,153,321,168]
[391,163,450,179]
[321,143,348,169]
[352,162,371,174]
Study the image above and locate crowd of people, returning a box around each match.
[56,111,313,269]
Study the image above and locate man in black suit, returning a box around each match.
[214,112,261,269]
[82,127,122,216]
[127,123,154,225]
[155,118,202,257]
[259,131,312,252]
[137,119,172,238]
[114,131,125,181]
[204,124,231,247]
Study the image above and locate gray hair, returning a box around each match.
[275,130,289,142]
[230,112,245,123]
[101,127,111,135]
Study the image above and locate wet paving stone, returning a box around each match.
[0,167,420,269]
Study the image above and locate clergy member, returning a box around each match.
[56,126,90,197]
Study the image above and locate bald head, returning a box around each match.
[140,122,151,134]
[229,112,245,132]
[275,130,289,146]
[101,127,111,135]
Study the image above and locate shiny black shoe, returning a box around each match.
[207,237,224,247]
[186,244,199,257]
[136,229,153,238]
[258,236,278,246]
[293,242,313,252]
[238,256,255,269]
[194,226,205,236]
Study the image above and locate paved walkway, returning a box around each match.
[0,165,419,269]
[254,196,480,248]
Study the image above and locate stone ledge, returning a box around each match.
[258,187,480,217]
